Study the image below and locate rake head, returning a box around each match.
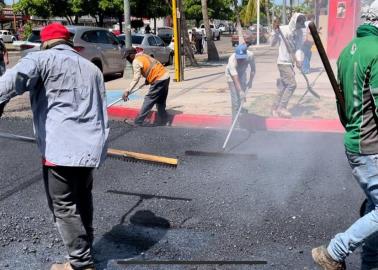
[185,150,257,159]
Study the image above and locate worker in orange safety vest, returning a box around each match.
[123,48,170,126]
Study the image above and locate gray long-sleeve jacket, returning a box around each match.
[0,44,109,167]
[271,13,305,65]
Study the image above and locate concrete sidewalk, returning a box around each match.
[106,44,339,121]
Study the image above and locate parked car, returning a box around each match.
[217,23,227,33]
[231,29,253,47]
[117,33,173,65]
[0,30,16,43]
[16,26,126,76]
[157,26,173,45]
[198,24,221,40]
[231,27,269,47]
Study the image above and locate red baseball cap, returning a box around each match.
[40,23,70,42]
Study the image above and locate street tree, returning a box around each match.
[14,0,87,24]
[201,0,219,61]
[185,0,233,26]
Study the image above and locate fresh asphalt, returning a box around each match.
[0,118,364,270]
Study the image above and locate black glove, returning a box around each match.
[0,100,8,118]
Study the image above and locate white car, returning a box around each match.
[13,30,42,56]
[118,33,173,65]
[0,30,16,43]
[198,24,221,40]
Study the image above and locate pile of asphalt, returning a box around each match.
[0,118,364,269]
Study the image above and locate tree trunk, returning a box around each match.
[65,15,73,25]
[265,0,271,28]
[179,0,198,67]
[98,13,104,27]
[119,15,123,33]
[154,17,157,34]
[201,0,219,61]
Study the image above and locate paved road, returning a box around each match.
[0,118,364,269]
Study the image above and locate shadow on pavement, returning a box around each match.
[93,190,192,269]
[239,113,268,132]
[104,73,124,83]
[290,103,318,118]
[93,210,171,270]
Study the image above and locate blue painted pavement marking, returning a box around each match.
[106,90,142,105]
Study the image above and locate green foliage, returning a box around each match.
[14,0,171,24]
[131,19,144,29]
[22,21,33,40]
[14,0,51,18]
[184,0,233,23]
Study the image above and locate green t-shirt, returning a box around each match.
[338,24,378,154]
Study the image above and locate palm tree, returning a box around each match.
[201,0,219,61]
[242,0,271,26]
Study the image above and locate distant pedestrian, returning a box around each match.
[0,23,109,270]
[192,29,203,54]
[0,38,9,76]
[301,17,315,74]
[312,1,378,269]
[270,13,306,118]
[145,24,151,34]
[225,44,255,120]
[0,38,10,113]
[123,48,170,126]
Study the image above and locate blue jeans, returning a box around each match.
[327,151,378,269]
[302,46,312,74]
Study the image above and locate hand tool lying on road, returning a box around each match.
[0,131,179,167]
[185,89,256,159]
[277,27,320,100]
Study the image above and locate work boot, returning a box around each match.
[271,108,279,117]
[312,246,346,270]
[51,262,96,270]
[277,107,292,118]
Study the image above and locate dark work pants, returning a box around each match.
[43,166,95,270]
[134,78,170,125]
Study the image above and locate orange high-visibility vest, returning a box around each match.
[135,54,167,84]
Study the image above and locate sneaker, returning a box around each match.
[51,262,95,270]
[271,109,279,117]
[277,108,292,118]
[50,263,73,270]
[312,246,346,270]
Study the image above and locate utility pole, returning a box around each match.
[257,0,260,46]
[289,0,293,18]
[172,0,182,82]
[282,0,287,24]
[12,0,16,32]
[123,0,133,78]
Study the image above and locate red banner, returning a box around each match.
[327,0,360,59]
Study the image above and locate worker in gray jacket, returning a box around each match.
[271,13,306,118]
[0,23,109,270]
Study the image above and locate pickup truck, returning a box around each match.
[198,24,221,41]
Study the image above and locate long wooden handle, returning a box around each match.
[0,131,178,167]
[107,148,178,166]
[308,22,345,114]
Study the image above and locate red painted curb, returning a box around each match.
[107,106,344,133]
